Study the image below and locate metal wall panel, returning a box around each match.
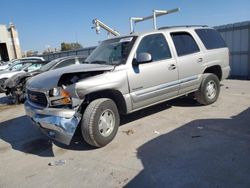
[41,46,96,61]
[233,30,241,52]
[215,21,250,79]
[241,29,248,51]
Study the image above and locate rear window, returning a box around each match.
[171,32,200,56]
[195,29,227,50]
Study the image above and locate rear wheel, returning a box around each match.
[195,73,220,105]
[0,78,7,93]
[81,98,120,147]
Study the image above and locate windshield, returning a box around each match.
[39,59,60,72]
[8,62,31,71]
[86,36,137,65]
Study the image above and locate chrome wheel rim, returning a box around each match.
[98,109,115,137]
[206,80,216,99]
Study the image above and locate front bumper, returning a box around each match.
[24,101,82,145]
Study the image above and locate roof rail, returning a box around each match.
[158,25,208,30]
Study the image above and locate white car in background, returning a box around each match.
[0,61,11,71]
[0,60,47,92]
[0,57,45,71]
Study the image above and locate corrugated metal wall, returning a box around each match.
[41,46,96,61]
[215,21,250,79]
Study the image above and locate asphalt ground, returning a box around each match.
[0,79,250,188]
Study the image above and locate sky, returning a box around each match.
[0,0,250,53]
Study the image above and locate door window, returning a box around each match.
[136,33,172,62]
[171,32,200,56]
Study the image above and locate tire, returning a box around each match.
[81,98,120,147]
[10,92,21,105]
[195,73,220,105]
[0,78,7,93]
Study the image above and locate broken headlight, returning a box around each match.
[49,87,72,107]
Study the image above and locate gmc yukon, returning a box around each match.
[24,26,230,147]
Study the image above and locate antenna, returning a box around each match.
[130,8,180,33]
[92,19,120,38]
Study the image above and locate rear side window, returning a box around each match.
[195,29,227,50]
[171,32,200,56]
[137,33,172,62]
[54,59,76,69]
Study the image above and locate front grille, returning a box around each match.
[27,89,48,107]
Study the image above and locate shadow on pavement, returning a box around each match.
[125,108,250,188]
[0,96,206,157]
[0,116,54,157]
[0,116,97,156]
[0,95,10,105]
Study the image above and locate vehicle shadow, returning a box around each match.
[0,115,54,157]
[0,95,10,105]
[121,101,172,125]
[0,96,201,156]
[125,108,250,188]
[0,115,97,156]
[57,100,174,150]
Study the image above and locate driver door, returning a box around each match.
[127,33,179,110]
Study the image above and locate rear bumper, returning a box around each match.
[222,66,231,80]
[24,101,82,145]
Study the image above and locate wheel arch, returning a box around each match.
[82,89,128,115]
[203,65,222,81]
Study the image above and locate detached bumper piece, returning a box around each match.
[24,101,81,145]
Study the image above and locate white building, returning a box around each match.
[0,23,22,61]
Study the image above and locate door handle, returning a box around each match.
[168,64,176,70]
[197,58,203,63]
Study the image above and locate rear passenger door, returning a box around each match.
[128,33,179,110]
[170,32,204,94]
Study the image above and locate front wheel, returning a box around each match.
[195,73,220,105]
[0,78,7,93]
[81,98,120,147]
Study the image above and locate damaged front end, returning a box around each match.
[5,72,32,103]
[24,64,114,145]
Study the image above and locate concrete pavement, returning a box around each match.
[0,79,250,188]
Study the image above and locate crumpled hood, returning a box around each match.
[27,64,114,90]
[4,70,41,88]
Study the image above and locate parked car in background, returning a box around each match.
[0,60,48,93]
[5,55,86,104]
[24,26,230,147]
[0,61,12,71]
[0,60,6,65]
[0,57,45,71]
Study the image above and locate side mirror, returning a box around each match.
[133,52,152,66]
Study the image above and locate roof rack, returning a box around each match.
[130,8,180,33]
[158,25,208,30]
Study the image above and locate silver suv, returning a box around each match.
[24,26,230,147]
